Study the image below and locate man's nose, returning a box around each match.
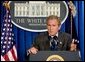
[50,26,53,30]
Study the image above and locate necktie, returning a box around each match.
[50,36,58,51]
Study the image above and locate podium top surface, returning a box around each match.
[29,51,81,61]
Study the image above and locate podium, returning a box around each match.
[28,51,81,61]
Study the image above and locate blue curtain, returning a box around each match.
[78,1,84,61]
[1,1,84,61]
[72,1,84,61]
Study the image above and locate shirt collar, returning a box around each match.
[50,32,58,38]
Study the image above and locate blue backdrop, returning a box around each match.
[1,1,84,61]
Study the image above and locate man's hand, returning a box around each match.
[27,47,38,55]
[70,39,77,51]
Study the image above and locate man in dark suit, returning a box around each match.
[28,15,77,54]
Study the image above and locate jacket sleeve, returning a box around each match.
[32,35,40,50]
[66,34,72,50]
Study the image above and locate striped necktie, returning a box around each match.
[50,36,58,51]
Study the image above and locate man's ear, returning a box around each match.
[58,25,61,30]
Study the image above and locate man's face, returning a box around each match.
[47,19,60,36]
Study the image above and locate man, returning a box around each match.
[28,15,77,54]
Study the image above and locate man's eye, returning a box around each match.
[47,25,50,26]
[53,25,56,26]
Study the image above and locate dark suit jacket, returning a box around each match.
[32,31,72,51]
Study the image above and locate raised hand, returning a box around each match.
[70,39,77,51]
[27,47,38,55]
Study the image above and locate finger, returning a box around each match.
[34,49,38,54]
[28,49,31,54]
[31,49,38,54]
[33,51,37,54]
[72,39,75,44]
[70,44,77,51]
[27,50,30,55]
[31,48,38,54]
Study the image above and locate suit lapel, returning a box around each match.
[57,32,64,50]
